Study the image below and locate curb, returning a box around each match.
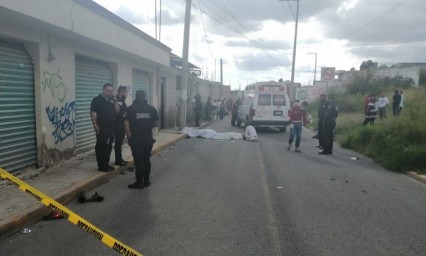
[0,133,189,239]
[407,171,426,184]
[151,133,188,156]
[0,170,119,238]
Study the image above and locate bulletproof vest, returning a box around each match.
[324,104,338,123]
[318,100,329,119]
[130,104,155,140]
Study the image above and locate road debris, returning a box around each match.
[77,192,104,204]
[43,210,65,221]
[351,157,359,160]
[20,228,31,234]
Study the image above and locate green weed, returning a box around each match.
[336,87,426,173]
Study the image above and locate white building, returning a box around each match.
[0,0,184,172]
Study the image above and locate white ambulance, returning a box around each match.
[237,82,291,132]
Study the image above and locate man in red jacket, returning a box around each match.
[287,100,309,153]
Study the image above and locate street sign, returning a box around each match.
[321,67,335,81]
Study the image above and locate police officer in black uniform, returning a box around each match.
[319,96,338,155]
[114,85,128,166]
[194,94,202,127]
[316,94,329,149]
[90,83,120,172]
[124,90,159,189]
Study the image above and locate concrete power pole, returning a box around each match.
[220,58,223,98]
[179,0,191,130]
[291,0,300,83]
[279,0,300,83]
[159,0,162,42]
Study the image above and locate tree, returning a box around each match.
[360,60,377,70]
[346,70,375,95]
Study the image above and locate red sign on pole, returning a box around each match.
[321,67,335,81]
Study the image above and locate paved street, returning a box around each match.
[1,117,426,256]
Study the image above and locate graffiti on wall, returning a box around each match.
[42,68,67,103]
[296,86,328,102]
[297,89,308,100]
[46,101,76,144]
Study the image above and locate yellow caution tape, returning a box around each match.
[0,168,142,256]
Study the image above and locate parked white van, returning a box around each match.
[237,82,291,132]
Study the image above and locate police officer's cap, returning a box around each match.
[136,90,147,100]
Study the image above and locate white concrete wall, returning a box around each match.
[164,74,179,127]
[372,67,420,87]
[295,81,340,102]
[0,23,77,151]
[222,85,231,100]
[0,0,170,66]
[0,1,177,167]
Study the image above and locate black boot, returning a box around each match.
[144,176,151,187]
[128,180,144,189]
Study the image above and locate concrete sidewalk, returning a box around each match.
[0,128,191,238]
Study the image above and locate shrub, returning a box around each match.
[338,89,426,173]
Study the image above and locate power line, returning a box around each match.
[209,0,287,54]
[200,0,291,56]
[278,1,292,22]
[196,0,214,58]
[343,0,409,39]
[200,10,285,66]
[286,1,296,19]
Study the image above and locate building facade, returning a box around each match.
[0,0,178,173]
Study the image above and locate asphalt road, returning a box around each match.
[1,117,426,256]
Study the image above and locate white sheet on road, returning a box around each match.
[181,127,243,140]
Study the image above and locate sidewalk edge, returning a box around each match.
[152,133,188,155]
[0,133,188,239]
[0,169,120,239]
[407,171,426,184]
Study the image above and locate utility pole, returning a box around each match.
[308,52,317,85]
[155,0,158,40]
[159,0,162,41]
[291,0,299,83]
[279,0,299,83]
[179,0,191,130]
[220,58,223,98]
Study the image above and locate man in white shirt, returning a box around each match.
[242,125,258,141]
[377,92,389,119]
[398,90,404,115]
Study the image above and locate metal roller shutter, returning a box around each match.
[0,41,37,173]
[132,69,152,104]
[75,56,112,153]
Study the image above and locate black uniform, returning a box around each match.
[114,95,127,165]
[392,92,401,117]
[90,94,116,171]
[205,100,213,121]
[320,102,338,155]
[194,98,202,127]
[125,100,159,186]
[317,99,329,148]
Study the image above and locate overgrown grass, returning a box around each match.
[336,88,426,173]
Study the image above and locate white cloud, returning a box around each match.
[93,0,426,89]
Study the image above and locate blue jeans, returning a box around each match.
[288,122,303,148]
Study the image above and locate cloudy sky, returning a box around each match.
[93,0,426,89]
